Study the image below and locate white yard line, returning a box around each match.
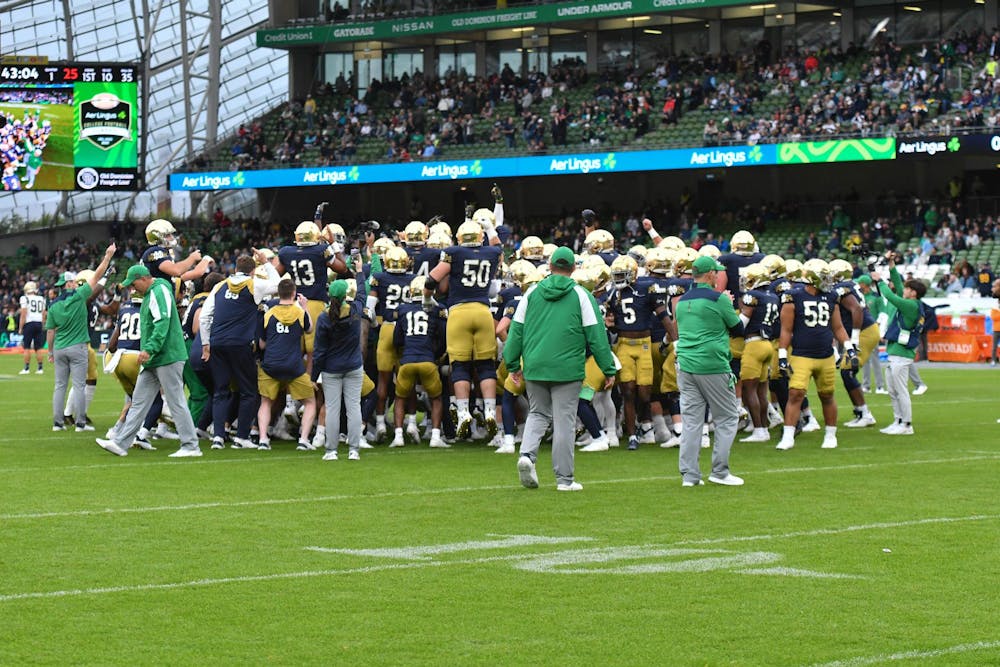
[808,640,1000,667]
[3,454,999,522]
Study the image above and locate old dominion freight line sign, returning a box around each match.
[258,0,752,47]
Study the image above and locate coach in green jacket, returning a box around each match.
[505,246,616,491]
[96,265,202,458]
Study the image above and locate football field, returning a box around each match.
[2,354,999,665]
[0,102,75,191]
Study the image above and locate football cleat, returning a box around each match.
[845,414,877,428]
[389,432,406,448]
[405,423,422,444]
[801,415,822,432]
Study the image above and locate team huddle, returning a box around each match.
[31,186,927,461]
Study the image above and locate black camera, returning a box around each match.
[349,220,380,246]
[849,243,881,272]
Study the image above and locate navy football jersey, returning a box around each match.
[499,286,523,322]
[741,289,781,339]
[141,245,174,281]
[766,279,794,297]
[261,303,310,379]
[612,277,665,333]
[278,243,333,302]
[597,251,619,267]
[442,245,503,306]
[407,246,440,278]
[663,277,693,319]
[182,293,208,341]
[369,271,413,323]
[834,280,876,333]
[209,279,258,346]
[115,302,143,351]
[782,289,837,359]
[393,303,446,364]
[719,252,765,302]
[644,275,672,342]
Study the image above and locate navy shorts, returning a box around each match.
[22,322,44,350]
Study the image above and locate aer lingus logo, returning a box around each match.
[748,146,762,162]
[470,160,482,176]
[233,172,245,187]
[348,166,360,182]
[947,137,961,152]
[602,153,617,170]
[79,93,132,150]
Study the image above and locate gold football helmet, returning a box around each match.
[372,237,396,257]
[427,232,451,250]
[506,259,535,287]
[519,236,544,261]
[542,243,557,262]
[582,254,607,270]
[673,247,700,275]
[255,248,276,265]
[295,221,321,246]
[407,275,426,302]
[472,207,495,229]
[145,219,178,248]
[429,220,452,239]
[383,246,411,274]
[74,269,95,285]
[572,268,598,292]
[403,221,428,247]
[584,229,615,254]
[591,264,612,293]
[456,220,484,247]
[520,269,543,292]
[784,259,806,283]
[698,244,721,259]
[628,244,648,266]
[740,263,771,292]
[731,230,756,255]
[321,223,346,245]
[610,255,638,288]
[644,248,672,276]
[802,258,833,291]
[657,235,685,251]
[828,258,854,282]
[24,281,38,295]
[760,254,786,279]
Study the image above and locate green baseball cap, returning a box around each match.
[120,264,151,287]
[692,255,725,275]
[328,279,348,300]
[54,271,76,287]
[857,275,872,286]
[550,246,575,269]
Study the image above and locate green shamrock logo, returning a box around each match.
[470,160,482,176]
[748,146,762,162]
[602,153,617,170]
[348,166,360,182]
[233,172,245,187]
[947,137,960,152]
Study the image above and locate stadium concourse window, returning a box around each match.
[438,45,476,79]
[487,39,526,78]
[324,52,354,93]
[853,1,982,45]
[384,49,422,80]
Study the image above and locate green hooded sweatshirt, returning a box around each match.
[503,273,616,383]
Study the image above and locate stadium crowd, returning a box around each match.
[11,182,1000,487]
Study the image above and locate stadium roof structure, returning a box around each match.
[0,0,288,228]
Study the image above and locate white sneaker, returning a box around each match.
[821,434,838,449]
[700,433,711,449]
[296,439,315,451]
[767,405,784,428]
[517,455,539,489]
[105,425,120,440]
[155,423,180,440]
[775,438,795,451]
[373,423,387,442]
[801,415,821,432]
[131,437,156,451]
[429,434,451,449]
[659,434,680,449]
[35,368,43,374]
[682,479,705,487]
[875,387,889,395]
[708,473,744,486]
[231,437,257,450]
[893,424,914,435]
[312,430,327,449]
[167,446,203,458]
[494,442,516,454]
[557,481,583,491]
[405,423,422,444]
[196,428,212,440]
[18,369,30,375]
[880,422,903,435]
[75,423,95,432]
[256,440,271,451]
[348,449,360,460]
[845,414,877,428]
[740,430,770,443]
[575,433,593,447]
[389,432,406,448]
[637,425,656,445]
[322,449,338,461]
[581,432,610,452]
[912,384,928,395]
[96,438,128,457]
[210,437,225,450]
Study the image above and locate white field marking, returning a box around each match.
[513,546,781,574]
[0,455,306,474]
[738,567,861,580]
[675,514,1000,547]
[305,534,594,560]
[808,640,1000,667]
[4,454,1000,522]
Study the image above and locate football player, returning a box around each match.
[18,280,46,374]
[368,246,416,442]
[393,276,449,449]
[584,229,618,266]
[403,220,442,278]
[607,254,672,450]
[829,259,879,429]
[424,196,504,439]
[658,247,698,448]
[518,236,545,267]
[775,259,856,451]
[736,263,780,442]
[716,230,765,413]
[142,219,213,282]
[642,248,678,443]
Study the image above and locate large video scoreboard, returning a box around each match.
[0,61,140,191]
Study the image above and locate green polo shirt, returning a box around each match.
[879,267,921,360]
[44,283,93,350]
[675,281,741,375]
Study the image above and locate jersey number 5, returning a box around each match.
[460,260,492,288]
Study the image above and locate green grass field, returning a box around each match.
[0,102,75,191]
[2,353,999,665]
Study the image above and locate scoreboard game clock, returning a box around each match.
[0,61,140,191]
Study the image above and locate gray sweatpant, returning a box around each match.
[862,352,884,390]
[519,379,582,486]
[322,367,363,453]
[886,355,913,424]
[52,342,88,426]
[113,360,199,451]
[678,370,739,484]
